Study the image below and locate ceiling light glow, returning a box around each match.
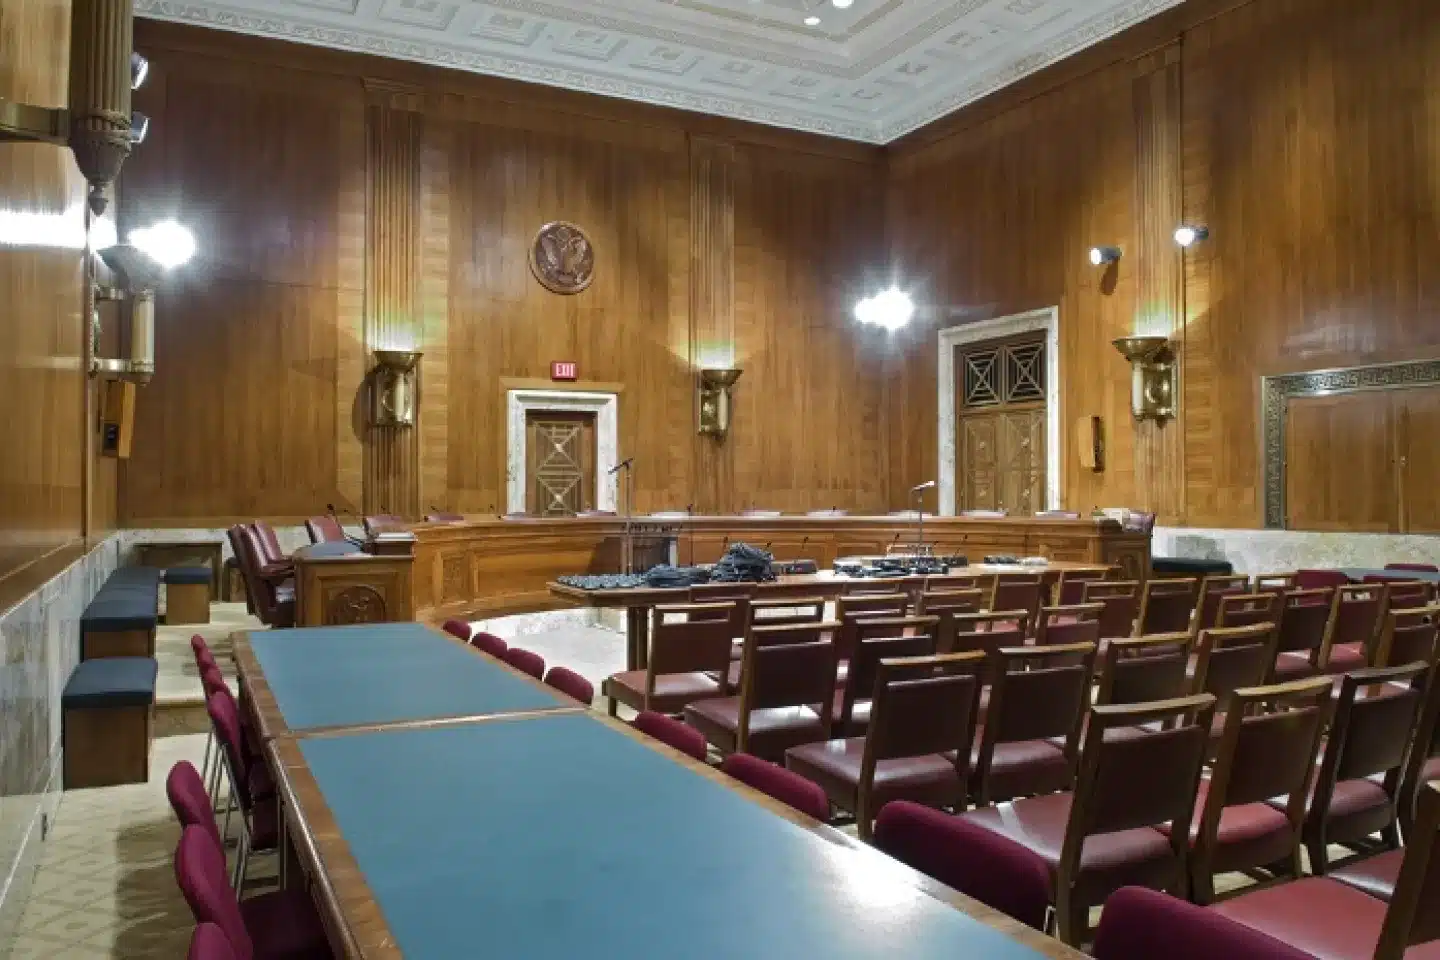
[854,287,914,332]
[128,219,196,269]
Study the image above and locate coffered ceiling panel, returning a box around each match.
[134,0,1183,142]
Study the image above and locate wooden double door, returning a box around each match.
[525,411,596,516]
[956,334,1047,516]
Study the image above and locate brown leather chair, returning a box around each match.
[1212,781,1440,960]
[1270,587,1337,682]
[1033,603,1103,648]
[962,692,1216,944]
[832,615,939,736]
[1372,605,1440,669]
[1179,678,1333,904]
[602,602,737,716]
[1096,634,1194,708]
[1216,591,1284,630]
[1054,568,1113,606]
[305,516,346,544]
[786,651,985,840]
[228,525,294,628]
[1290,662,1429,874]
[992,573,1044,629]
[683,621,839,762]
[1193,574,1253,635]
[971,642,1095,806]
[1322,583,1388,674]
[1136,578,1199,636]
[1085,579,1141,640]
[1190,623,1281,752]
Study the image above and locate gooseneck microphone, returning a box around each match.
[911,480,937,492]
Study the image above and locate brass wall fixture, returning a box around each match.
[372,350,423,427]
[1112,335,1176,421]
[93,220,196,384]
[0,0,146,212]
[697,368,742,437]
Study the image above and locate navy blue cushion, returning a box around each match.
[63,657,157,708]
[1152,557,1233,576]
[82,593,158,633]
[106,566,162,588]
[164,566,211,585]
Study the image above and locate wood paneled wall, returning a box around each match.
[0,0,117,596]
[121,23,886,525]
[885,0,1440,528]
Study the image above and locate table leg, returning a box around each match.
[626,607,650,672]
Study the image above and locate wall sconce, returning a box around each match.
[697,368,742,438]
[372,350,422,427]
[1088,246,1122,266]
[1173,225,1209,248]
[0,2,146,213]
[93,219,196,384]
[1112,335,1176,421]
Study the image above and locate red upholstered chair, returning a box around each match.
[1055,568,1113,606]
[632,710,708,762]
[228,525,294,628]
[1401,671,1440,843]
[961,692,1216,945]
[1292,662,1429,874]
[1095,634,1193,709]
[832,615,939,735]
[503,647,545,680]
[470,631,507,658]
[206,692,278,891]
[191,636,221,786]
[1372,606,1440,670]
[304,515,345,544]
[1092,888,1314,960]
[1085,579,1141,641]
[722,753,830,822]
[1324,583,1388,674]
[1295,569,1352,590]
[189,923,238,960]
[723,597,826,683]
[544,666,594,705]
[1217,591,1284,630]
[174,826,333,960]
[950,610,1030,658]
[1270,587,1337,682]
[1373,578,1435,612]
[441,619,472,642]
[873,801,1052,932]
[1193,575,1253,635]
[603,602,737,716]
[362,514,404,536]
[1212,782,1440,960]
[915,590,984,654]
[1386,563,1440,574]
[1136,577,1199,636]
[251,521,289,569]
[1033,603,1103,648]
[1177,678,1333,904]
[991,573,1044,630]
[970,642,1095,806]
[834,594,911,670]
[1191,624,1282,753]
[683,621,839,762]
[167,762,225,856]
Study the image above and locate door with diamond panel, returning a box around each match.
[525,411,597,516]
[955,334,1047,515]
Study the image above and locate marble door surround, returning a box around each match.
[505,385,620,515]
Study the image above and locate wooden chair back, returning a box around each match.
[992,573,1044,626]
[1194,574,1253,634]
[1373,605,1440,669]
[736,623,840,753]
[951,610,1031,657]
[925,573,995,595]
[839,616,940,731]
[1325,583,1387,664]
[845,578,911,598]
[1192,623,1281,716]
[1136,578,1199,636]
[1400,673,1440,839]
[1054,568,1114,606]
[916,589,984,652]
[1084,579,1140,640]
[1033,603,1103,648]
[1252,573,1297,592]
[646,603,738,696]
[746,596,825,632]
[1382,579,1435,612]
[836,593,910,662]
[1216,591,1283,629]
[1095,633,1193,707]
[1377,783,1440,959]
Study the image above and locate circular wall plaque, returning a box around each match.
[529,221,595,295]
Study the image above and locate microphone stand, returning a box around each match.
[609,457,636,573]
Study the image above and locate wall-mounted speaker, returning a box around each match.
[100,380,136,459]
[1075,415,1104,472]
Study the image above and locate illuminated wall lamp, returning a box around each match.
[1089,246,1122,266]
[371,350,423,428]
[93,220,196,384]
[697,368,742,438]
[1112,335,1176,422]
[0,0,149,214]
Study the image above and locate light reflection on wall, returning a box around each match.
[0,204,115,250]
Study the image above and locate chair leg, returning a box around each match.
[221,793,235,843]
[1307,838,1328,875]
[231,822,248,892]
[1190,866,1215,906]
[1055,886,1079,946]
[201,730,214,785]
[1380,821,1401,851]
[607,697,618,717]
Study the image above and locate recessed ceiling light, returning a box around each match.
[804,15,821,25]
[832,0,853,7]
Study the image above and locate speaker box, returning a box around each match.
[100,380,136,459]
[1075,415,1104,472]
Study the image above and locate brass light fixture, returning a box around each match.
[93,220,196,384]
[0,0,145,213]
[1112,335,1176,421]
[372,350,422,427]
[697,368,742,438]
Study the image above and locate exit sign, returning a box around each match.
[551,361,578,381]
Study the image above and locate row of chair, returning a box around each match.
[226,522,295,628]
[441,619,596,705]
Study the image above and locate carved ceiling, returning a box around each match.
[135,0,1182,143]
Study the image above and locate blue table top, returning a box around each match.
[298,712,1051,959]
[1340,567,1440,584]
[249,623,569,731]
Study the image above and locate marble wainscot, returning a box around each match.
[0,536,120,942]
[1153,527,1440,576]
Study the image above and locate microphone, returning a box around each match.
[327,503,366,548]
[607,457,635,476]
[911,480,937,492]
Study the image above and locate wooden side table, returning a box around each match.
[134,541,224,599]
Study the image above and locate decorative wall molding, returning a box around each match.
[505,388,619,514]
[936,307,1060,516]
[1261,358,1440,529]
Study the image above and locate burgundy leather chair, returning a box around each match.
[1191,623,1281,744]
[250,521,291,569]
[1173,678,1332,903]
[915,590,984,654]
[1324,583,1387,674]
[992,574,1044,630]
[832,615,939,735]
[167,762,225,858]
[206,691,279,890]
[1373,578,1435,611]
[962,692,1216,944]
[362,514,405,536]
[304,515,345,544]
[470,631,507,659]
[970,642,1095,805]
[951,610,1030,659]
[503,647,545,680]
[874,800,1052,932]
[1136,577,1200,635]
[174,826,333,960]
[1400,672,1440,843]
[834,594,911,673]
[684,622,838,762]
[1289,662,1428,874]
[1373,607,1440,670]
[721,753,830,822]
[786,651,983,839]
[1217,591,1284,630]
[603,603,737,716]
[1211,782,1440,960]
[1084,579,1142,641]
[544,666,594,705]
[1033,603,1103,648]
[1054,568,1111,606]
[1270,587,1336,681]
[632,710,708,762]
[1094,633,1193,709]
[1295,569,1352,590]
[1386,563,1440,574]
[188,923,238,960]
[227,525,294,628]
[1093,887,1314,960]
[441,619,472,642]
[1193,574,1253,634]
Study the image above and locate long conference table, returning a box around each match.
[233,622,1083,960]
